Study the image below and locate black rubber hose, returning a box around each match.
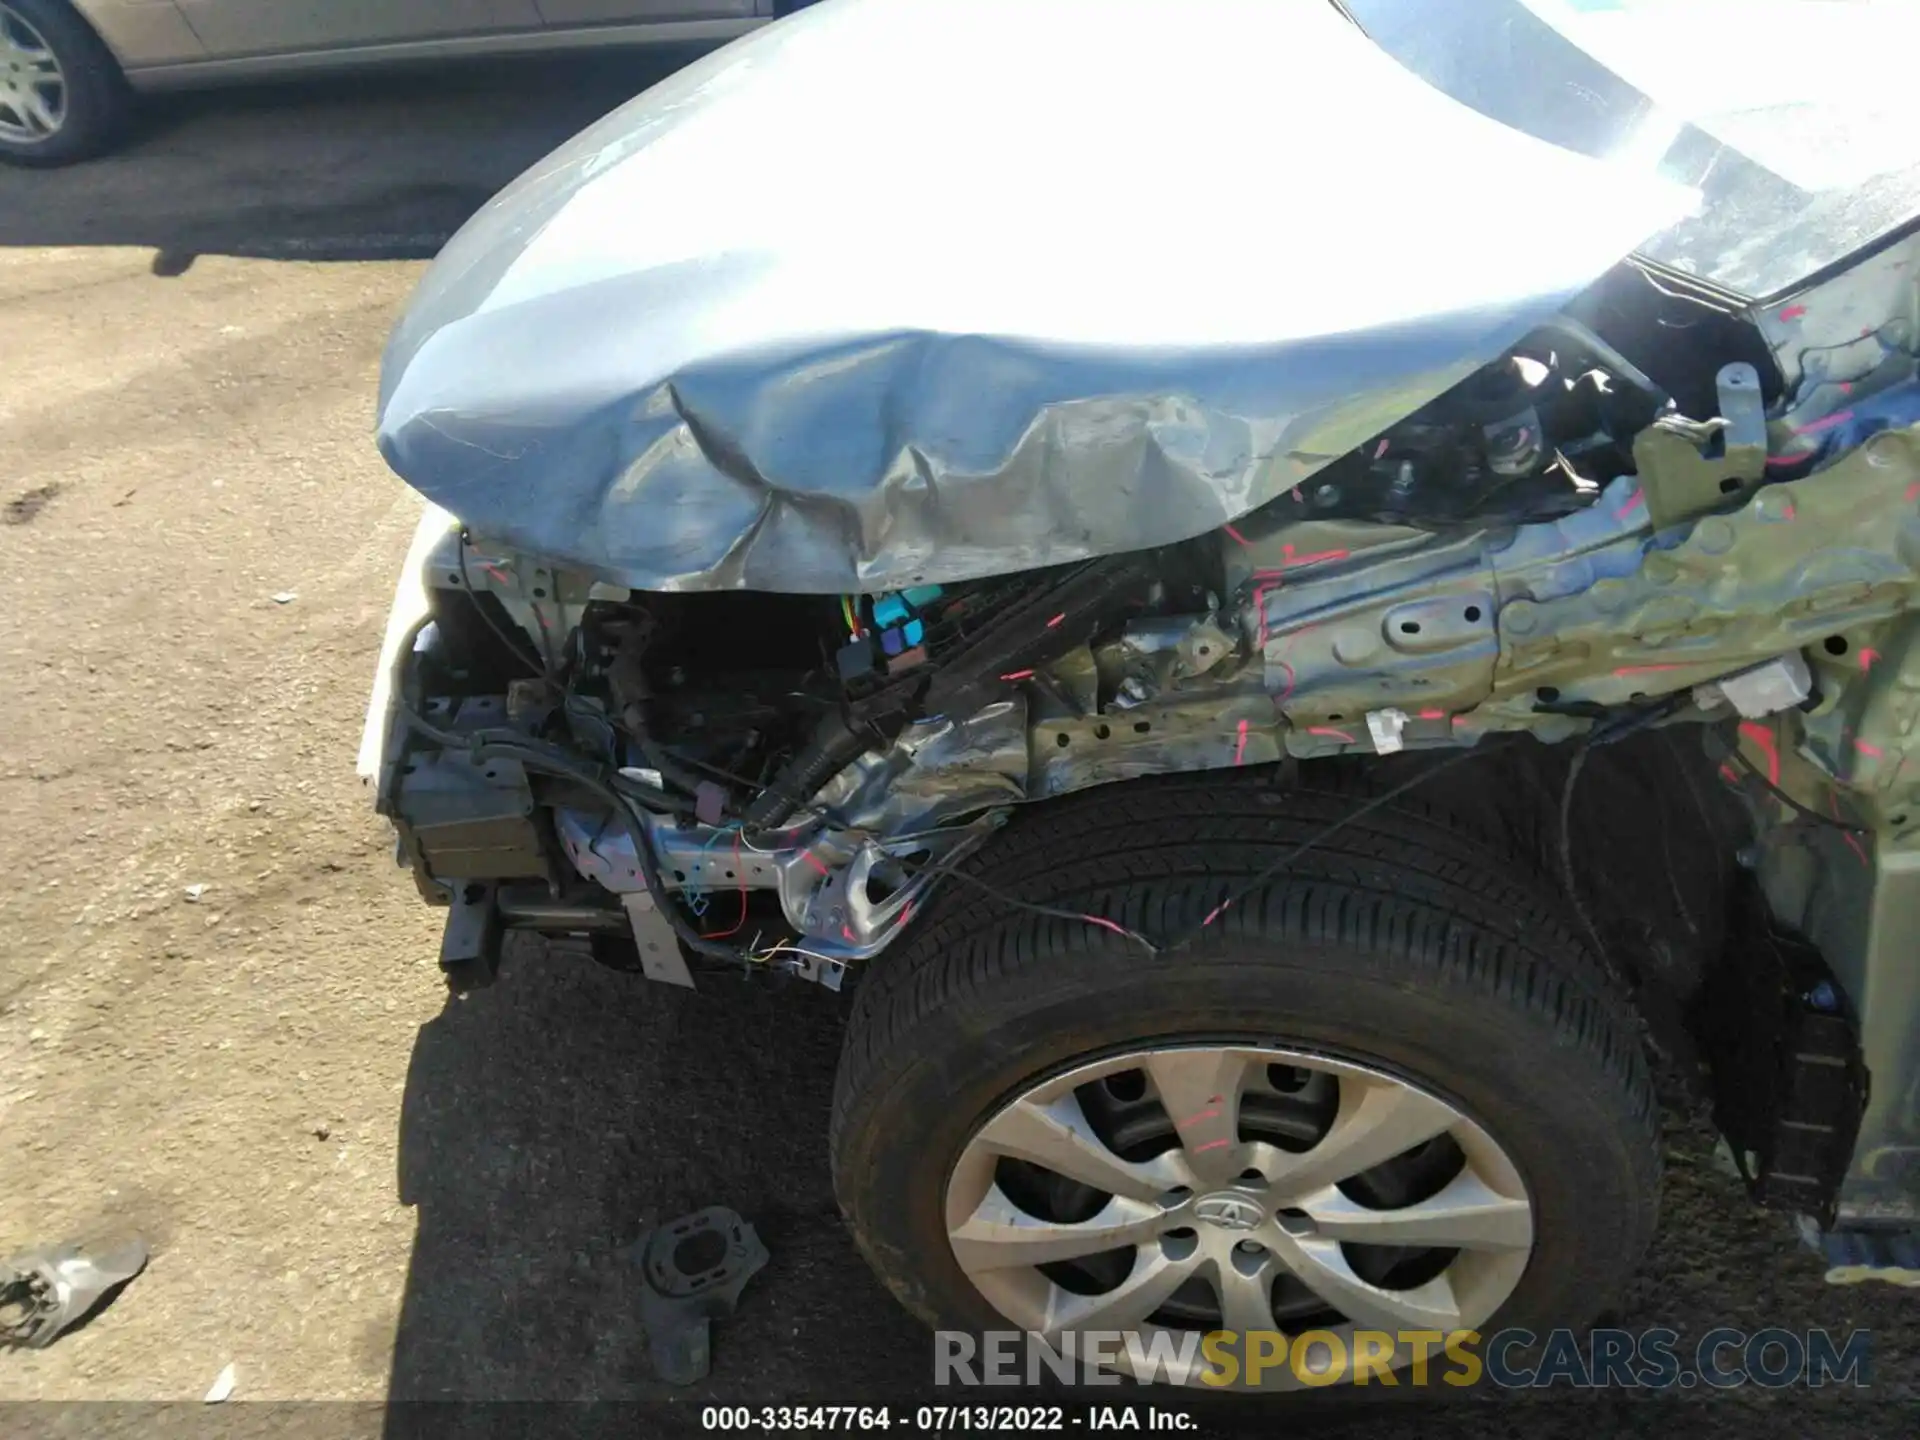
[470,739,742,960]
[741,707,867,831]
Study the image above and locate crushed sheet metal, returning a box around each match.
[1,1237,148,1350]
[375,0,1694,594]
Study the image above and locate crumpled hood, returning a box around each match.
[376,0,1695,594]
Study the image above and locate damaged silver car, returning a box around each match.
[360,0,1920,1389]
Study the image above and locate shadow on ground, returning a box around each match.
[385,936,921,1409]
[0,51,701,266]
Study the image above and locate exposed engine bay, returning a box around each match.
[367,238,1920,1047]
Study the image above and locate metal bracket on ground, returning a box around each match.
[634,1206,769,1384]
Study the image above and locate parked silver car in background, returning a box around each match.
[0,0,780,165]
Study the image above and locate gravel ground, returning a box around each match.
[0,53,1916,1438]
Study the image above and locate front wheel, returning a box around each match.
[830,772,1660,1391]
[0,0,130,167]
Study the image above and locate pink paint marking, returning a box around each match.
[480,562,512,585]
[1374,439,1390,459]
[1835,795,1872,869]
[1045,612,1066,629]
[1200,901,1229,927]
[1860,648,1882,673]
[1233,718,1249,766]
[1191,1139,1231,1154]
[1252,582,1278,650]
[899,901,915,926]
[1270,659,1297,704]
[1614,487,1646,521]
[1290,487,1304,504]
[1839,381,1854,395]
[1778,304,1807,322]
[1792,409,1855,437]
[1856,739,1885,760]
[803,852,832,877]
[1000,669,1035,682]
[1223,523,1252,548]
[841,925,857,942]
[1080,915,1131,940]
[1718,763,1740,785]
[1419,708,1446,720]
[1308,726,1356,744]
[1907,481,1920,502]
[1765,454,1803,469]
[1739,721,1782,787]
[1780,499,1798,522]
[1281,543,1352,568]
[1177,1109,1223,1130]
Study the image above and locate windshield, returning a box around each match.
[1342,0,1920,299]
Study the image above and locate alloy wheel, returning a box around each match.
[0,5,66,145]
[944,1044,1534,1388]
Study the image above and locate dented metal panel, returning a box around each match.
[375,0,1694,594]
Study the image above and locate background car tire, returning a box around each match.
[0,0,130,167]
[831,767,1661,1378]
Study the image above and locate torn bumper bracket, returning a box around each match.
[634,1206,769,1384]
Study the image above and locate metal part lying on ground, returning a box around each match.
[1,1238,148,1349]
[632,1207,768,1386]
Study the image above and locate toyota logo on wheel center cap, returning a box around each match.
[1193,1192,1264,1231]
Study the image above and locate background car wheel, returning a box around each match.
[831,770,1660,1390]
[0,0,129,167]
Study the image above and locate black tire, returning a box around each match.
[0,0,130,167]
[831,768,1660,1377]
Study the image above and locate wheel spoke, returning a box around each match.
[973,1093,1173,1202]
[1297,1170,1533,1252]
[1275,1233,1465,1331]
[1142,1048,1252,1184]
[1265,1076,1457,1201]
[947,1045,1537,1382]
[1044,1245,1200,1337]
[20,87,55,134]
[1215,1254,1279,1334]
[951,1187,1165,1271]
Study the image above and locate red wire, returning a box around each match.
[701,832,749,939]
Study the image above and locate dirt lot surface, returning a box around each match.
[0,52,1917,1439]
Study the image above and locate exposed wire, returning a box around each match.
[683,824,735,918]
[916,746,1511,957]
[929,865,1157,953]
[841,595,862,638]
[456,531,547,678]
[1558,740,1614,969]
[747,941,846,969]
[393,697,739,958]
[1161,745,1499,952]
[1724,740,1871,835]
[700,830,750,939]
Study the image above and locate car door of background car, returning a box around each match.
[531,1,765,28]
[173,1,546,58]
